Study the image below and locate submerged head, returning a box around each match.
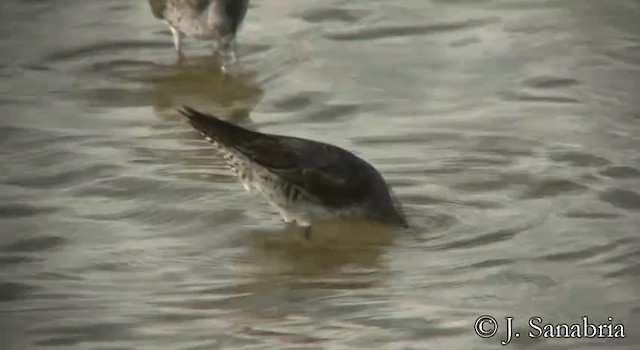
[369,189,409,229]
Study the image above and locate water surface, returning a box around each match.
[1,0,639,349]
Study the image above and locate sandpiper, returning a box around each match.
[148,0,249,62]
[178,106,408,237]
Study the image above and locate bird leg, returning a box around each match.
[303,226,313,240]
[217,35,237,66]
[169,26,184,57]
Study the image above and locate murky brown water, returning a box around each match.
[1,0,639,349]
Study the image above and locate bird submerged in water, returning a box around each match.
[148,0,249,63]
[178,106,408,237]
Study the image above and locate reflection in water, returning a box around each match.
[144,55,263,122]
[245,219,397,276]
[149,220,398,347]
[138,54,265,186]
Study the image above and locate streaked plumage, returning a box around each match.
[148,0,249,61]
[178,107,408,234]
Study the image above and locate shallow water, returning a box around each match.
[1,0,639,349]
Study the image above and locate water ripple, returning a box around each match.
[323,19,494,41]
[518,178,588,199]
[522,76,581,89]
[500,91,580,104]
[540,238,634,263]
[431,225,529,251]
[2,236,66,253]
[44,41,167,63]
[599,165,640,179]
[299,8,369,24]
[0,281,36,302]
[599,188,640,210]
[548,150,611,167]
[4,164,121,190]
[0,203,58,219]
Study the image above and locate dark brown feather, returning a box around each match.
[179,106,297,170]
[179,107,376,207]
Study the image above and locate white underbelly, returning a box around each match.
[164,7,219,39]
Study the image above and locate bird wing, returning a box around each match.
[231,136,300,170]
[269,146,373,207]
[223,132,372,207]
[179,106,371,208]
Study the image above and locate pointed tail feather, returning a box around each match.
[178,106,255,146]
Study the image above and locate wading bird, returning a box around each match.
[148,0,249,63]
[179,106,408,238]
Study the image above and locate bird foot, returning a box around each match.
[216,36,238,71]
[175,51,186,65]
[303,226,312,240]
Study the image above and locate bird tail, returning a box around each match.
[178,106,256,147]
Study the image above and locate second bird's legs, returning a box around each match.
[217,35,237,65]
[169,26,185,61]
[169,26,183,52]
